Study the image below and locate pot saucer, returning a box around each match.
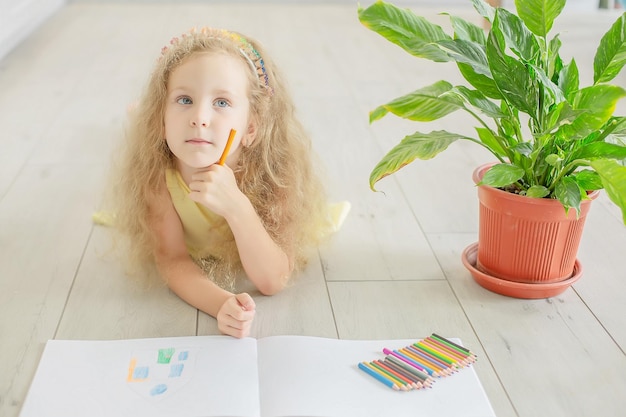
[461,242,583,299]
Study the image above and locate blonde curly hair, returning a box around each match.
[107,28,331,288]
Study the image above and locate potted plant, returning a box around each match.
[358,0,626,298]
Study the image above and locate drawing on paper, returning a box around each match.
[126,347,196,399]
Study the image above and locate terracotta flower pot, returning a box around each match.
[472,163,598,284]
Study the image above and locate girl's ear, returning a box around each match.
[244,118,258,147]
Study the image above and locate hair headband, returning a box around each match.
[161,27,272,95]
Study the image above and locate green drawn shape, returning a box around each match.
[157,348,175,364]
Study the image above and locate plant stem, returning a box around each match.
[463,107,507,162]
[548,159,591,192]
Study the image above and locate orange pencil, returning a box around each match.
[218,128,237,165]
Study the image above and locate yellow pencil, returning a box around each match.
[218,128,237,165]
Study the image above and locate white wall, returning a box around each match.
[0,0,66,61]
[0,0,606,62]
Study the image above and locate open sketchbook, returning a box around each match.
[20,335,495,417]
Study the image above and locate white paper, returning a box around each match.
[257,336,495,417]
[20,335,495,417]
[19,336,261,417]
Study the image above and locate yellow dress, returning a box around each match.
[164,168,234,261]
[92,170,351,260]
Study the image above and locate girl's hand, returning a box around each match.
[216,293,256,338]
[188,164,245,217]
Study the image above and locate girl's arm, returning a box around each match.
[149,188,256,338]
[188,165,292,295]
[223,194,292,295]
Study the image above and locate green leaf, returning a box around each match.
[510,141,534,157]
[369,106,389,123]
[476,127,507,157]
[437,39,491,77]
[369,131,465,190]
[479,163,525,187]
[557,59,580,101]
[446,86,506,118]
[358,0,452,62]
[486,16,539,117]
[555,176,583,216]
[572,170,604,191]
[457,62,503,99]
[593,13,626,84]
[371,81,462,122]
[529,62,565,105]
[494,8,540,62]
[543,101,585,135]
[545,154,561,166]
[548,34,563,79]
[610,116,626,134]
[572,142,626,160]
[514,0,566,37]
[471,0,496,24]
[449,15,486,44]
[527,185,550,198]
[590,159,626,224]
[565,85,626,137]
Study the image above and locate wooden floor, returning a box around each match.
[1,3,626,416]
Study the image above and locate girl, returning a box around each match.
[108,27,337,338]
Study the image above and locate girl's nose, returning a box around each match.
[190,108,210,127]
[190,117,209,128]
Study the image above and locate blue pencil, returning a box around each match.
[358,362,400,390]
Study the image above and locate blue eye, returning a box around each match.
[177,96,192,105]
[215,99,229,108]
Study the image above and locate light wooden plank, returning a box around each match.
[0,163,102,416]
[55,226,197,340]
[289,8,445,281]
[573,197,626,350]
[198,252,338,338]
[429,233,626,417]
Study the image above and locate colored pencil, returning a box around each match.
[384,348,436,376]
[368,361,412,390]
[422,337,473,366]
[384,355,433,385]
[383,348,429,374]
[413,342,456,366]
[399,347,443,377]
[407,344,451,369]
[423,337,466,360]
[431,333,476,358]
[359,334,477,393]
[385,355,430,379]
[381,359,428,389]
[358,362,400,391]
[372,360,417,389]
[407,345,455,374]
[218,128,237,165]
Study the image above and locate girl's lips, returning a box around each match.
[186,138,211,145]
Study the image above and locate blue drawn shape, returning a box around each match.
[133,366,149,380]
[178,351,189,361]
[169,363,184,378]
[150,384,168,396]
